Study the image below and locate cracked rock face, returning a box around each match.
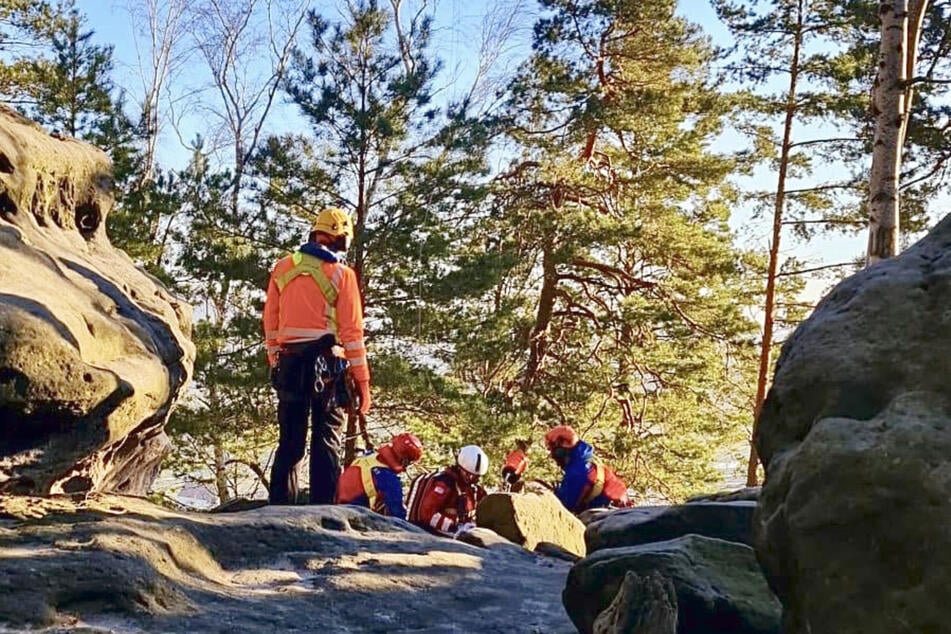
[754,214,951,633]
[0,105,194,495]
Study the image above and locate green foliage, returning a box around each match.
[0,0,66,98]
[434,0,762,500]
[159,141,290,503]
[257,0,502,466]
[20,0,949,505]
[714,0,872,242]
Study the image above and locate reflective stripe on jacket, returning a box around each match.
[556,441,629,513]
[262,246,368,381]
[336,452,407,519]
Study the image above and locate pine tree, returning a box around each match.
[25,8,115,137]
[163,142,285,503]
[263,0,498,462]
[719,0,951,481]
[715,0,878,484]
[455,0,762,498]
[0,0,67,100]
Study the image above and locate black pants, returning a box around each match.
[268,339,345,505]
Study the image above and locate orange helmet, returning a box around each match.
[545,426,580,452]
[391,433,423,465]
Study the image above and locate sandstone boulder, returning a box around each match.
[754,215,951,634]
[0,493,575,633]
[563,534,781,634]
[585,501,755,553]
[0,106,193,495]
[477,490,586,557]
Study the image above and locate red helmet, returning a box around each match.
[391,433,423,465]
[545,426,579,452]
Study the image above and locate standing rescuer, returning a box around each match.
[545,425,631,513]
[336,433,424,519]
[263,207,371,505]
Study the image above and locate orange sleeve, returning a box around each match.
[503,450,529,475]
[263,269,281,366]
[336,266,369,382]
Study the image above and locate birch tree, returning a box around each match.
[188,0,310,213]
[124,0,191,188]
[866,0,931,264]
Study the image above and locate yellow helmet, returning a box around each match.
[310,207,353,250]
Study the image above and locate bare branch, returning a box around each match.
[775,261,856,278]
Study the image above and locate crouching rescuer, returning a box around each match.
[336,433,424,519]
[406,445,489,537]
[545,425,630,513]
[263,208,371,505]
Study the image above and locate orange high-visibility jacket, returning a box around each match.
[262,249,369,382]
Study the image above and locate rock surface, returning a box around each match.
[755,215,951,634]
[477,490,587,557]
[0,494,575,633]
[563,534,781,634]
[585,501,755,553]
[686,486,760,503]
[0,105,193,495]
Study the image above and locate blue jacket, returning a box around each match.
[346,466,407,520]
[554,441,611,512]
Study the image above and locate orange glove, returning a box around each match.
[356,380,372,415]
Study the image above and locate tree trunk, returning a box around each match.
[747,0,804,487]
[866,0,912,264]
[592,571,678,634]
[901,0,930,146]
[524,232,558,391]
[213,443,231,504]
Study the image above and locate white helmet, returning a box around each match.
[457,445,489,476]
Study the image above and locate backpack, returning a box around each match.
[406,471,440,524]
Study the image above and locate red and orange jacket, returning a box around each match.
[336,447,407,519]
[406,466,486,536]
[262,243,369,382]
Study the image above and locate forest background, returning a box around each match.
[2,0,949,506]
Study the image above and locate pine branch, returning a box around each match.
[221,459,269,491]
[782,182,860,195]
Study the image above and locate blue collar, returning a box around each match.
[299,242,340,263]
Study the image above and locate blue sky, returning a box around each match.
[73,0,868,297]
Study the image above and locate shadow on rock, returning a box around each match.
[0,494,575,634]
